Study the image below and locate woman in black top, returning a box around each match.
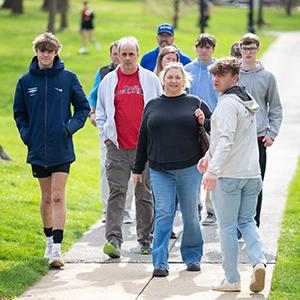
[133,62,211,277]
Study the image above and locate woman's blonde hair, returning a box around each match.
[159,62,191,89]
[154,46,179,76]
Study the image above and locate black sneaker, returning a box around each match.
[139,241,152,255]
[153,268,169,277]
[170,231,177,239]
[198,203,202,222]
[186,262,201,272]
[202,212,216,226]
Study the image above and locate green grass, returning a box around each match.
[268,158,300,300]
[0,0,300,298]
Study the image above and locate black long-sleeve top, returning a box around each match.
[133,93,211,174]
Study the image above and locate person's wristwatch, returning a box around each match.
[88,111,95,117]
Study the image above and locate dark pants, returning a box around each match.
[256,139,267,227]
[105,143,153,244]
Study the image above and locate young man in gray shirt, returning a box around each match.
[238,33,282,229]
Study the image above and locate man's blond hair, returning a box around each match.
[32,32,62,53]
[209,57,240,76]
[240,33,260,48]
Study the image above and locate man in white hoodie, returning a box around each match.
[238,33,282,228]
[96,37,163,259]
[198,57,266,293]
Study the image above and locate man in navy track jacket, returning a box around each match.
[13,32,89,269]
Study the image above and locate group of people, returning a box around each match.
[13,22,282,294]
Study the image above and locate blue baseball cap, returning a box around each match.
[157,23,174,36]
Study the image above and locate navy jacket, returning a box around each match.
[140,46,192,71]
[13,56,90,168]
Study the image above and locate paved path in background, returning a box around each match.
[18,32,300,300]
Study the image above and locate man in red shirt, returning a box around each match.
[96,37,163,258]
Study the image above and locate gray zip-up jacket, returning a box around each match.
[238,61,282,140]
[207,86,261,178]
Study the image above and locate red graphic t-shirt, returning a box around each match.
[114,67,144,149]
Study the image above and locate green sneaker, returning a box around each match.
[103,241,121,258]
[139,241,152,255]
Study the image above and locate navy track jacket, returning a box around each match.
[13,56,90,168]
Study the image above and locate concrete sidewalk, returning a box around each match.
[17,32,300,300]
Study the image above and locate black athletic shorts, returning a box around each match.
[31,163,70,178]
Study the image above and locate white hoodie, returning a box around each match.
[208,86,261,178]
[95,65,163,147]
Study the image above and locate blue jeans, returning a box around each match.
[211,178,266,283]
[150,165,203,270]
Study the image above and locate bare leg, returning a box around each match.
[80,29,87,49]
[38,177,52,228]
[88,29,96,44]
[51,172,68,230]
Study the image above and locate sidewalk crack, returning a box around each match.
[135,275,154,299]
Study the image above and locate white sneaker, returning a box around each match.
[78,47,87,54]
[250,263,266,292]
[212,278,241,292]
[49,248,64,268]
[43,237,53,260]
[95,42,101,51]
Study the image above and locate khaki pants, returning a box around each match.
[105,143,153,244]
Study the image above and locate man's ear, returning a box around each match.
[233,74,239,84]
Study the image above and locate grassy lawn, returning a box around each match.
[268,158,300,299]
[0,0,299,298]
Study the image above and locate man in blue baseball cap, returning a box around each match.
[157,23,174,36]
[141,23,191,71]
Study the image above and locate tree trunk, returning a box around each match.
[41,0,50,12]
[173,0,180,29]
[59,0,68,30]
[11,0,23,14]
[0,145,12,161]
[257,0,266,27]
[47,0,57,33]
[286,0,293,16]
[2,0,13,9]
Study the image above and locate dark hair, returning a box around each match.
[240,33,260,48]
[195,33,216,48]
[109,41,118,53]
[230,42,242,59]
[209,57,240,76]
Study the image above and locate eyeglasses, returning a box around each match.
[241,47,258,53]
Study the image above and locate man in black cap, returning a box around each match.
[140,23,191,71]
